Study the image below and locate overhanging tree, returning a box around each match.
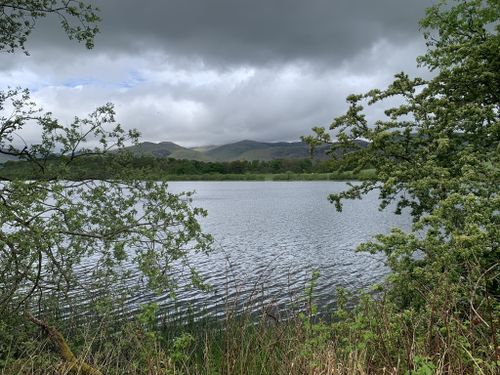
[1,0,100,52]
[0,2,213,317]
[304,0,498,320]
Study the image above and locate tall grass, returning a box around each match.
[1,273,497,374]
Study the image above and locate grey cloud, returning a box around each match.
[27,0,435,67]
[25,38,421,147]
[4,0,439,146]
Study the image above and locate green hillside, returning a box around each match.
[123,141,187,158]
[168,149,210,161]
[235,142,331,161]
[204,140,269,161]
[190,145,219,153]
[123,139,368,162]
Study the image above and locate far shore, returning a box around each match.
[159,170,376,181]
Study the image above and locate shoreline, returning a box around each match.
[158,171,375,181]
[0,171,377,182]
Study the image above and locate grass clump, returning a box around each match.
[1,277,497,374]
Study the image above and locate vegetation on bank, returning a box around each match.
[158,170,376,181]
[2,278,497,375]
[0,155,374,181]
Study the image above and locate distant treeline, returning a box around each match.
[0,154,369,181]
[121,156,337,174]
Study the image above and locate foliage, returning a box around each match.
[0,88,213,317]
[0,152,377,180]
[0,0,100,53]
[0,0,213,332]
[0,0,200,373]
[304,0,499,365]
[306,0,500,293]
[0,154,324,178]
[2,280,498,374]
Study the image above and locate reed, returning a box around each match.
[1,275,497,374]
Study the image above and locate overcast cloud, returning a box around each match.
[2,0,436,146]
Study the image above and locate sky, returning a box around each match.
[1,0,437,147]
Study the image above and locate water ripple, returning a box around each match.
[72,181,411,320]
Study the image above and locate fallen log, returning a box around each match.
[26,312,102,375]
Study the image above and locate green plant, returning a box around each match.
[0,0,100,53]
[0,2,213,370]
[304,0,499,371]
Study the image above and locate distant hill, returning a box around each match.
[122,139,368,162]
[203,140,331,161]
[125,141,188,158]
[1,139,368,164]
[190,145,219,153]
[168,149,210,161]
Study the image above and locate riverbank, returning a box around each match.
[0,155,376,182]
[2,283,496,375]
[159,169,376,181]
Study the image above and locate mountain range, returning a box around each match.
[123,139,365,162]
[0,139,368,164]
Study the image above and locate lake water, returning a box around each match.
[126,181,411,320]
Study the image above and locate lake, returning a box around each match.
[122,181,411,320]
